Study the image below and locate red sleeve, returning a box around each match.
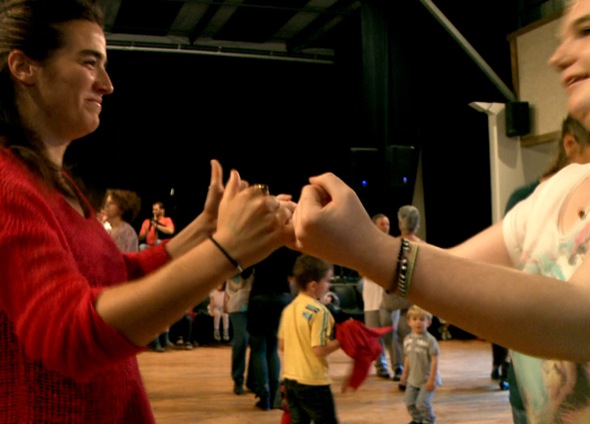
[0,154,146,381]
[122,241,170,279]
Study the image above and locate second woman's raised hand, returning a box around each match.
[292,172,379,270]
[212,170,295,269]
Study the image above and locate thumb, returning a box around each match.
[223,169,241,201]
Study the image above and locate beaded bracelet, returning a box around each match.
[396,238,418,298]
[209,235,244,273]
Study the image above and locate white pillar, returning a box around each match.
[470,102,557,223]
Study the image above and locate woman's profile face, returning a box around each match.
[104,195,122,220]
[550,0,590,129]
[17,19,113,144]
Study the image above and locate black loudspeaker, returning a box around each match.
[505,101,530,137]
[349,146,418,215]
[349,147,386,214]
[385,145,417,188]
[349,148,385,189]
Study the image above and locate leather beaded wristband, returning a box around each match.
[396,238,418,298]
[209,235,244,273]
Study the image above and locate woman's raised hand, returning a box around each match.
[292,172,378,270]
[201,159,224,229]
[212,170,295,269]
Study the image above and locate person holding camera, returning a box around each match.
[138,201,175,250]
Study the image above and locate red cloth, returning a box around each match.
[0,148,170,422]
[279,381,291,423]
[281,410,292,424]
[335,318,394,391]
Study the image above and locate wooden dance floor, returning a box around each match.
[138,338,512,424]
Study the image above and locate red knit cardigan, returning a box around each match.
[0,148,169,423]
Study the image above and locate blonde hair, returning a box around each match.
[407,305,432,321]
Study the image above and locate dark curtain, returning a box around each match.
[359,1,418,218]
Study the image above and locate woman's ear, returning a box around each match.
[7,50,37,86]
[563,132,578,160]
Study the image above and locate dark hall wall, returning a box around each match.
[66,49,364,231]
[66,1,519,248]
[357,0,518,245]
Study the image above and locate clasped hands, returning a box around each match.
[204,159,373,270]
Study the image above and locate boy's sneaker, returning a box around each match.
[255,398,270,411]
[377,369,391,379]
[152,345,165,353]
[149,340,165,352]
[214,330,221,341]
[393,366,403,381]
[233,383,244,395]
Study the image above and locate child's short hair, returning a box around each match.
[292,254,333,291]
[407,305,433,321]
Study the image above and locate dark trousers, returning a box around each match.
[284,378,338,424]
[249,333,280,404]
[248,292,292,405]
[229,312,255,388]
[492,343,509,368]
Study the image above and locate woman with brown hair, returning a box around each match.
[103,188,142,253]
[0,1,293,421]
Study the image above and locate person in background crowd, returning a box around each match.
[97,206,112,233]
[384,205,421,387]
[247,247,296,411]
[278,254,339,424]
[225,267,256,395]
[103,188,141,253]
[400,305,442,424]
[138,201,175,250]
[138,200,177,351]
[361,213,395,380]
[208,282,230,342]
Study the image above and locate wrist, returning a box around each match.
[209,234,243,274]
[201,211,217,234]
